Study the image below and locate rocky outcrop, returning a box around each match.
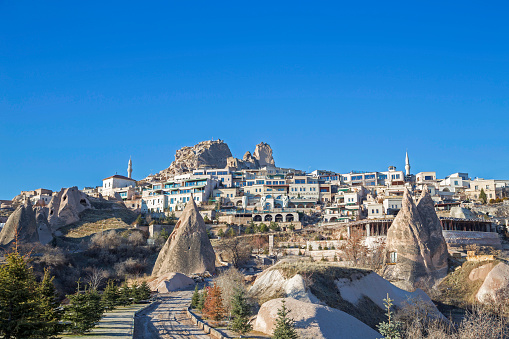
[152,200,216,276]
[253,142,275,167]
[148,272,195,293]
[476,262,509,303]
[160,140,232,176]
[469,262,494,281]
[383,189,448,291]
[416,190,449,279]
[34,206,53,245]
[47,187,92,229]
[0,200,39,246]
[254,298,381,339]
[450,207,478,219]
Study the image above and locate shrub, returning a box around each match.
[214,267,246,316]
[114,258,145,277]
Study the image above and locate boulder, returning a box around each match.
[148,272,194,293]
[383,188,448,291]
[253,142,275,167]
[469,263,495,281]
[0,200,39,246]
[152,199,216,276]
[47,187,92,229]
[254,298,380,339]
[249,266,319,304]
[476,262,509,303]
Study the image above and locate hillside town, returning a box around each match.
[2,139,509,339]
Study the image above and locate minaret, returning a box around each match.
[405,151,411,176]
[127,157,133,179]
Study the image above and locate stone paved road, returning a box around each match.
[133,289,210,339]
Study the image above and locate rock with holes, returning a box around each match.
[253,142,275,167]
[0,199,39,246]
[383,188,448,291]
[152,199,216,276]
[34,206,53,245]
[47,187,92,229]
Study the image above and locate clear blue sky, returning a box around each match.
[1,1,508,199]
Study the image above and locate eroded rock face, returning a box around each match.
[383,189,448,291]
[0,200,39,246]
[34,206,53,245]
[469,263,494,281]
[253,142,275,167]
[152,200,216,276]
[160,140,232,176]
[450,206,478,219]
[476,262,509,303]
[254,298,380,339]
[47,187,92,230]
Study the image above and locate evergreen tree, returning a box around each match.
[101,280,119,310]
[376,294,402,339]
[272,299,298,339]
[479,188,488,204]
[191,284,200,309]
[117,281,132,306]
[0,251,62,339]
[38,268,63,337]
[138,281,152,301]
[197,287,207,311]
[202,283,225,321]
[130,281,141,303]
[64,284,104,334]
[229,288,252,335]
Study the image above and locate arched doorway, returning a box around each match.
[253,215,262,221]
[275,214,283,222]
[285,214,294,222]
[264,214,273,222]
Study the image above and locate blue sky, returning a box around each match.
[1,1,508,199]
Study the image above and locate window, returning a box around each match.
[388,252,397,264]
[424,176,433,181]
[454,181,459,186]
[486,185,490,190]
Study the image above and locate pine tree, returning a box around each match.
[191,284,200,309]
[101,280,119,310]
[117,281,132,306]
[64,284,104,334]
[197,287,207,311]
[272,299,298,339]
[138,281,152,301]
[376,294,402,339]
[130,281,141,303]
[202,283,225,321]
[0,251,62,338]
[38,268,63,337]
[479,188,488,204]
[229,288,252,335]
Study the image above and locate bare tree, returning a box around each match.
[216,237,253,268]
[214,267,247,317]
[84,267,107,290]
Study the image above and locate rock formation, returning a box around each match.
[160,140,232,176]
[254,298,381,339]
[383,188,448,291]
[416,189,449,279]
[476,262,509,303]
[253,142,275,167]
[47,187,92,229]
[0,200,39,246]
[148,272,195,293]
[450,206,478,219]
[152,199,216,276]
[34,206,53,245]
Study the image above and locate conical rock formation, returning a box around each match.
[152,199,216,276]
[0,200,39,246]
[416,189,449,279]
[47,187,91,229]
[383,188,448,291]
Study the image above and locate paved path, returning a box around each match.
[62,303,147,339]
[133,289,210,339]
